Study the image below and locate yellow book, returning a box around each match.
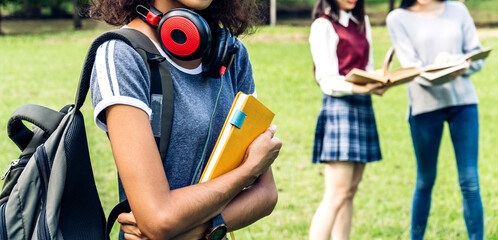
[199,92,275,183]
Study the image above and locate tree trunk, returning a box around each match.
[0,10,4,36]
[72,0,82,30]
[270,0,276,26]
[389,0,395,12]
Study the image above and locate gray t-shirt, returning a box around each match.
[90,38,255,196]
[386,1,484,116]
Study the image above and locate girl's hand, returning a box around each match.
[241,125,282,179]
[118,211,209,240]
[448,59,471,78]
[434,52,461,65]
[353,82,384,94]
[370,84,391,96]
[434,52,470,79]
[118,212,149,240]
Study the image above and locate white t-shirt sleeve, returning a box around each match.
[90,39,152,131]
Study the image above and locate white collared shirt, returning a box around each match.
[309,11,373,96]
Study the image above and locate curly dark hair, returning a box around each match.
[88,0,261,36]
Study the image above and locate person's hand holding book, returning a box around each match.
[370,84,392,96]
[241,125,282,182]
[447,60,470,79]
[433,52,470,78]
[434,52,461,65]
[353,82,386,95]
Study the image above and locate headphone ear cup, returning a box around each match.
[157,9,211,61]
[202,28,238,78]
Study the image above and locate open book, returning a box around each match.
[345,47,422,86]
[421,47,492,81]
[199,92,275,183]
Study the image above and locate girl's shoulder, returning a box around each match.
[225,39,255,92]
[312,16,333,24]
[311,17,334,32]
[386,8,409,23]
[445,0,470,14]
[94,38,149,77]
[446,0,467,9]
[98,39,143,60]
[226,39,251,75]
[234,40,249,60]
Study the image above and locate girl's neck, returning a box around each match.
[409,1,445,17]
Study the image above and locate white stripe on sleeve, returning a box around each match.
[107,40,121,96]
[96,41,113,98]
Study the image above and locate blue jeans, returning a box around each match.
[409,104,483,240]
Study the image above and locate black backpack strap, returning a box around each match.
[80,29,175,238]
[76,28,174,160]
[111,28,174,161]
[105,200,130,240]
[155,57,174,161]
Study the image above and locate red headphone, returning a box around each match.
[136,5,239,78]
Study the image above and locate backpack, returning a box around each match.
[0,28,173,239]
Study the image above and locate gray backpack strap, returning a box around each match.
[7,104,66,154]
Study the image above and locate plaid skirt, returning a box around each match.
[312,94,382,163]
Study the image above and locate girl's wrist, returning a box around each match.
[237,161,260,186]
[352,84,367,94]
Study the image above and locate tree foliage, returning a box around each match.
[2,0,86,18]
[0,0,87,33]
[0,0,16,35]
[0,0,14,6]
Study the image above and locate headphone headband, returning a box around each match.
[136,5,162,26]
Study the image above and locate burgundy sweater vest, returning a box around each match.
[321,15,369,75]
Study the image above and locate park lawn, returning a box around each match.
[1,26,497,239]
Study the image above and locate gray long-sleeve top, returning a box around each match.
[386,1,484,116]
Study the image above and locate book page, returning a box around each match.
[345,68,386,84]
[387,67,422,85]
[381,47,396,77]
[424,48,491,72]
[464,47,492,62]
[420,61,469,81]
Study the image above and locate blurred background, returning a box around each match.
[1,0,497,239]
[1,0,497,35]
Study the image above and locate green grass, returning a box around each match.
[1,25,497,239]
